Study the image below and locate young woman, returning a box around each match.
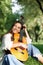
[2,20,43,65]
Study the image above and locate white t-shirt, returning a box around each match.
[2,33,32,50]
[2,33,13,50]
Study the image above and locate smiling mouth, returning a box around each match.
[13,28,17,31]
[13,29,18,32]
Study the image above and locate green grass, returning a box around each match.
[0,41,43,65]
[24,44,43,65]
[24,56,43,65]
[24,41,43,65]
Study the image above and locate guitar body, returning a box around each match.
[10,48,28,61]
[10,33,28,61]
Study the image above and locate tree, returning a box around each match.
[17,0,43,41]
[0,0,12,33]
[0,0,12,40]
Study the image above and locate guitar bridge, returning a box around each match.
[14,48,24,54]
[15,48,17,50]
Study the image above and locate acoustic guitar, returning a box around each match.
[10,33,28,61]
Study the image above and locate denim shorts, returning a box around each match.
[27,44,42,58]
[2,54,24,65]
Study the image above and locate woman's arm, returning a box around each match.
[2,33,27,50]
[23,24,32,44]
[2,33,13,50]
[12,42,27,49]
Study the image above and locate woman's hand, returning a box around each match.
[23,24,27,31]
[23,24,28,34]
[12,42,27,49]
[20,43,27,49]
[23,24,32,44]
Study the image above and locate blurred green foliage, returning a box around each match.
[0,0,43,42]
[18,0,43,41]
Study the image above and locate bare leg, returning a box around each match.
[27,44,43,64]
[37,54,43,64]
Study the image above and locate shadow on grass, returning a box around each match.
[24,56,43,65]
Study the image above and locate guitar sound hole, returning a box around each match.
[14,48,24,54]
[21,52,24,54]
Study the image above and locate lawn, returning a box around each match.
[24,40,43,65]
[24,44,43,65]
[0,40,43,65]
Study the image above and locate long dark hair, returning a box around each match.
[10,20,23,33]
[9,20,25,41]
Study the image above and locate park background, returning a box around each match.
[0,0,43,65]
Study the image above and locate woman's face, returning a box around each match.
[12,23,22,33]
